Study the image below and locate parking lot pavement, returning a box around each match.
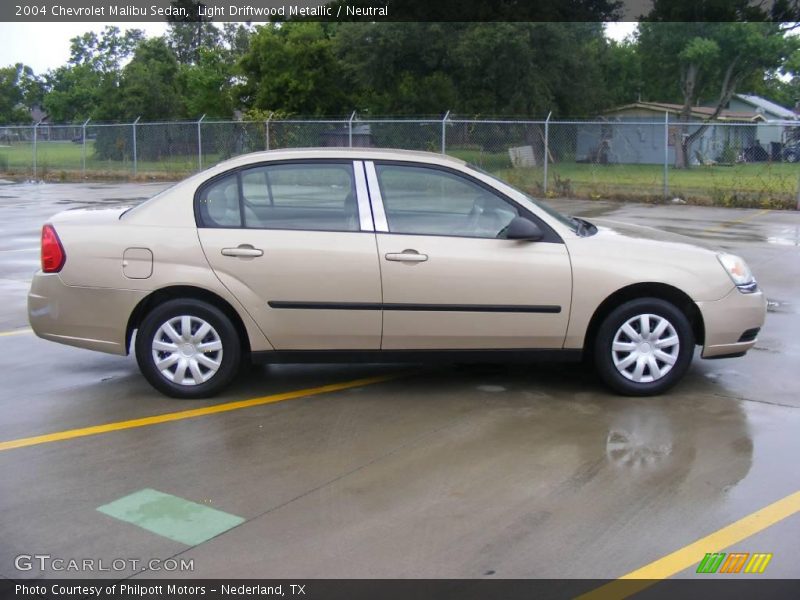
[1,181,799,583]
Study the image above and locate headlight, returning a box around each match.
[717,253,758,293]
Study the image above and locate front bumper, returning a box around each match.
[696,287,767,359]
[28,272,147,355]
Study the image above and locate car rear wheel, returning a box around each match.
[135,299,241,398]
[594,298,694,396]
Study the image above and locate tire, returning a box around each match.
[135,298,242,399]
[593,298,694,396]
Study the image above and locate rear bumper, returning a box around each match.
[696,287,767,359]
[28,272,147,355]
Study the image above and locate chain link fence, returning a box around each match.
[1,115,798,208]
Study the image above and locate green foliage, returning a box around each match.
[94,38,185,160]
[239,23,353,116]
[181,48,235,118]
[0,63,42,124]
[43,27,143,122]
[166,0,220,65]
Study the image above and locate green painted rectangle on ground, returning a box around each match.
[97,488,245,546]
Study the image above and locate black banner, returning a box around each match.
[1,0,798,22]
[3,579,800,600]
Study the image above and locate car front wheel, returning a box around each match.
[135,299,241,398]
[594,298,694,396]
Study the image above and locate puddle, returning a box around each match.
[660,226,764,243]
[767,226,800,246]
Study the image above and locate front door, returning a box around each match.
[197,160,382,350]
[366,161,572,350]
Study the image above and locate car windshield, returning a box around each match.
[469,165,580,234]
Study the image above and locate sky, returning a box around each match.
[0,22,169,73]
[0,21,640,74]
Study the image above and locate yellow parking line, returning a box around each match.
[701,208,770,234]
[0,373,401,452]
[577,489,800,600]
[0,327,33,337]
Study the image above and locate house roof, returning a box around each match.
[603,102,766,122]
[734,94,798,120]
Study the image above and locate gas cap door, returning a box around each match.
[122,248,153,279]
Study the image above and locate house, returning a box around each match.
[574,101,766,165]
[714,93,799,152]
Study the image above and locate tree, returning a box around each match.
[0,63,42,124]
[333,23,461,115]
[106,38,184,121]
[640,1,796,168]
[181,47,236,118]
[44,27,143,122]
[239,23,353,116]
[333,22,610,117]
[166,0,220,65]
[599,39,643,107]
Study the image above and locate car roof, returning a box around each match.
[211,147,467,171]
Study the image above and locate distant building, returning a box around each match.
[575,102,766,165]
[708,93,798,150]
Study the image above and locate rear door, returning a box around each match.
[365,161,572,350]
[197,160,383,350]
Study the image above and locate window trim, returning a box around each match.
[194,159,371,233]
[366,160,563,243]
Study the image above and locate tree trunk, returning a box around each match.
[675,57,741,169]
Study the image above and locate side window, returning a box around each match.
[197,174,241,228]
[240,163,358,231]
[375,165,518,238]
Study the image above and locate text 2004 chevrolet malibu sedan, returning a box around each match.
[29,149,766,398]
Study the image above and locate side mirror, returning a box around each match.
[504,217,544,241]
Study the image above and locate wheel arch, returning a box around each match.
[584,282,705,351]
[126,285,251,356]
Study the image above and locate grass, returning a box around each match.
[450,147,799,209]
[1,141,798,209]
[0,141,214,180]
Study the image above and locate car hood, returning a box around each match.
[588,218,720,254]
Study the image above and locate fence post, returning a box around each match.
[132,116,140,176]
[543,111,552,195]
[81,118,90,177]
[663,111,669,199]
[32,120,40,180]
[265,112,274,150]
[197,114,206,170]
[441,110,450,154]
[348,111,357,148]
[796,173,800,211]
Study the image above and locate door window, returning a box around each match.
[196,162,359,231]
[240,163,358,231]
[375,164,518,238]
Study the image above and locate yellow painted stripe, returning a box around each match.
[0,373,401,452]
[701,208,770,234]
[0,327,33,337]
[577,490,800,600]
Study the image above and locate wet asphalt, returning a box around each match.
[0,181,799,582]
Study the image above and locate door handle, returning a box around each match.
[385,250,428,263]
[221,245,263,258]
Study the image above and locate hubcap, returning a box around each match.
[151,315,223,386]
[611,313,679,384]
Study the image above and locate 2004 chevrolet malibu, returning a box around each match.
[29,148,766,398]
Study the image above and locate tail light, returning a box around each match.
[41,224,66,273]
